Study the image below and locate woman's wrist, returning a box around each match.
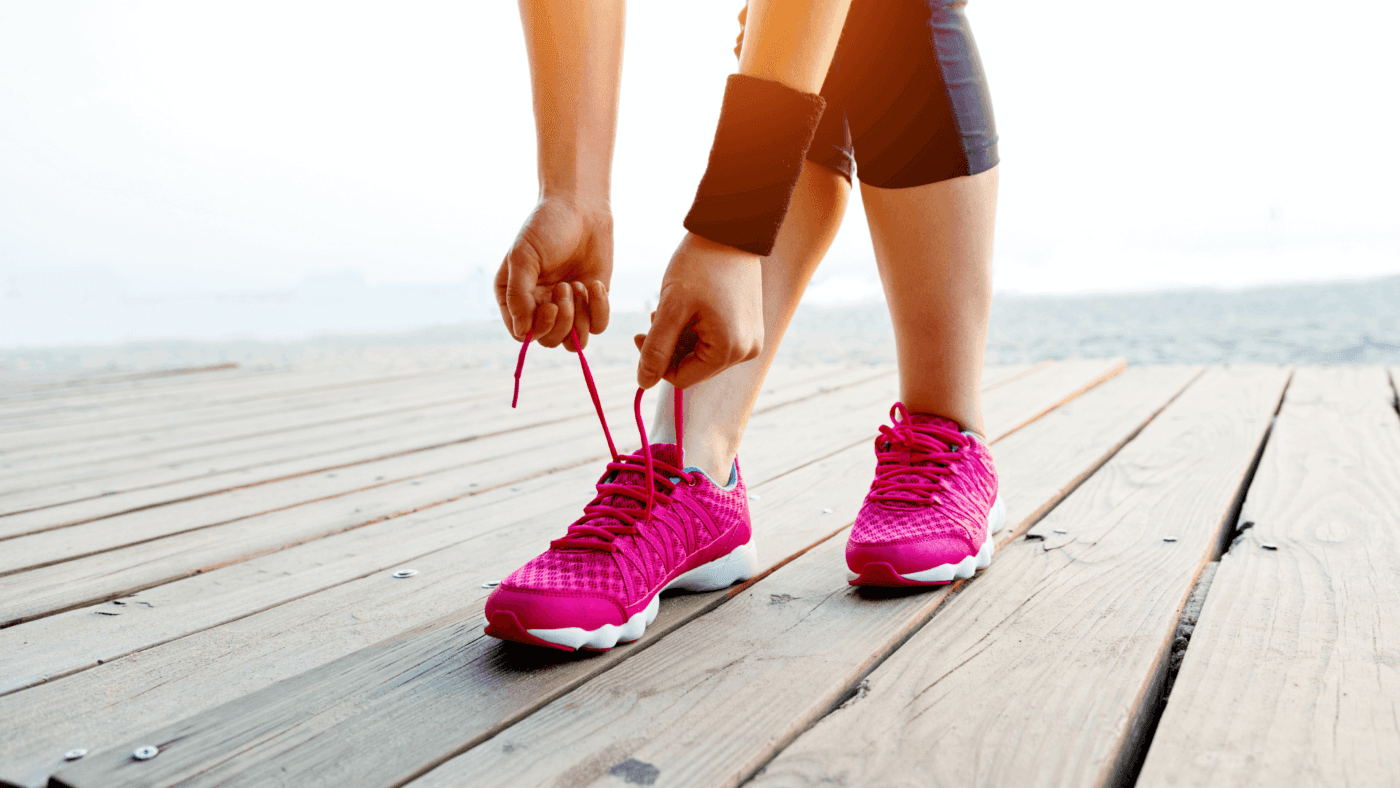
[539,187,612,219]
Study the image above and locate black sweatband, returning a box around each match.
[683,74,827,256]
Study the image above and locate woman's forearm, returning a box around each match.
[518,0,625,202]
[737,0,853,94]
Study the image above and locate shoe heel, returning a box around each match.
[666,541,759,592]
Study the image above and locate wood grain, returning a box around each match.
[39,360,1124,788]
[745,365,1289,788]
[0,365,442,430]
[1135,366,1400,787]
[0,364,606,487]
[0,364,261,410]
[0,367,480,451]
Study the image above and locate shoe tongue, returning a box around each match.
[597,442,682,510]
[878,415,959,509]
[610,442,681,485]
[557,443,682,551]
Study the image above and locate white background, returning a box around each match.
[2,0,1397,344]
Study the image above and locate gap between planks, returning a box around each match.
[1135,366,1400,787]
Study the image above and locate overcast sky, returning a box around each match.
[1,0,1397,344]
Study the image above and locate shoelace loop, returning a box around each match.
[512,328,690,551]
[867,402,968,507]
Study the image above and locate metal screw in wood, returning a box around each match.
[132,745,159,761]
[392,569,418,579]
[63,749,87,761]
[481,581,500,589]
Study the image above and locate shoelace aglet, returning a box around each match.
[511,330,533,408]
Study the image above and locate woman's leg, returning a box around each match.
[649,162,851,480]
[859,165,998,437]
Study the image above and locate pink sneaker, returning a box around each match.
[845,403,1005,587]
[484,330,758,651]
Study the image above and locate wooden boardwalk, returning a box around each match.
[1,360,1396,787]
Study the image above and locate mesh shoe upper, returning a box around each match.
[849,406,998,548]
[500,443,750,609]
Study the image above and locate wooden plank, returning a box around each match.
[0,366,904,625]
[37,360,1128,788]
[0,366,551,461]
[401,365,1203,788]
[744,365,1289,788]
[0,368,265,422]
[0,363,623,497]
[0,363,248,404]
[979,357,1125,441]
[0,365,427,426]
[977,361,1042,391]
[981,359,1049,390]
[0,366,633,540]
[0,363,467,429]
[0,365,879,522]
[0,365,889,692]
[1135,367,1400,787]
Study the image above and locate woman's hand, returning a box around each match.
[634,233,763,390]
[495,196,613,350]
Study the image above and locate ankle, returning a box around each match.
[682,442,738,487]
[901,401,983,440]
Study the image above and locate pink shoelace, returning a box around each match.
[867,403,969,507]
[511,328,692,553]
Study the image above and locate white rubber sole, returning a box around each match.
[989,493,1007,535]
[846,493,1006,584]
[526,541,759,651]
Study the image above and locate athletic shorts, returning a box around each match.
[735,0,999,188]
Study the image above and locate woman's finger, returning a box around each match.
[587,280,611,334]
[636,298,689,389]
[531,293,558,341]
[502,245,540,341]
[569,282,591,351]
[539,282,576,347]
